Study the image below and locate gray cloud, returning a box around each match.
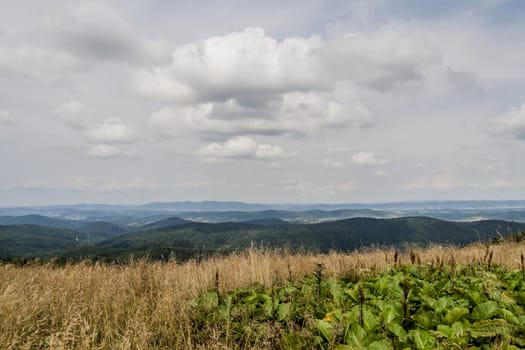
[0,110,14,126]
[446,68,485,97]
[1,0,525,205]
[53,101,89,130]
[137,26,442,142]
[322,29,440,91]
[491,101,525,140]
[0,45,81,81]
[148,91,374,139]
[48,2,169,64]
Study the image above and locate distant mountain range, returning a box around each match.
[2,200,525,224]
[2,200,525,261]
[0,215,125,234]
[2,214,524,261]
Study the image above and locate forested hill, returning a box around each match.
[0,215,125,235]
[99,217,525,252]
[0,224,110,258]
[2,217,524,261]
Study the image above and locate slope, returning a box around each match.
[0,224,110,258]
[98,217,525,252]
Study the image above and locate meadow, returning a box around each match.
[1,241,524,349]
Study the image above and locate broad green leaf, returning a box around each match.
[499,292,516,305]
[334,345,355,350]
[436,324,454,339]
[501,308,520,325]
[316,319,334,342]
[415,313,435,330]
[437,322,466,344]
[282,333,308,349]
[344,323,367,347]
[218,295,232,320]
[444,307,469,325]
[472,301,500,320]
[367,339,393,350]
[512,335,525,348]
[284,284,297,295]
[328,279,344,305]
[466,290,485,306]
[262,295,273,316]
[382,306,400,324]
[451,321,466,339]
[345,284,361,303]
[410,329,437,350]
[470,319,510,338]
[277,302,291,321]
[516,292,525,305]
[363,308,381,332]
[488,290,501,301]
[387,322,407,342]
[437,296,451,311]
[421,295,438,309]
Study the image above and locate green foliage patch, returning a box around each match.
[190,265,525,349]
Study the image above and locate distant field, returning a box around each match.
[1,241,525,349]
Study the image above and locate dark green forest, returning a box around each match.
[2,215,524,262]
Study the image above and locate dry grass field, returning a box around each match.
[1,242,524,349]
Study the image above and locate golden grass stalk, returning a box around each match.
[0,241,524,349]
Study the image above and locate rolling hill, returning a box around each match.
[0,224,111,258]
[175,209,391,223]
[2,216,524,261]
[138,216,190,230]
[0,215,125,235]
[98,217,525,252]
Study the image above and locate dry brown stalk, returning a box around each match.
[0,241,524,349]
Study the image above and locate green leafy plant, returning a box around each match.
[190,264,525,348]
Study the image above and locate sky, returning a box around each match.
[1,0,525,206]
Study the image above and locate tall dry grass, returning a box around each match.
[0,241,524,349]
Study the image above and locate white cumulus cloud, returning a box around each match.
[133,27,323,102]
[140,26,440,140]
[350,152,388,166]
[323,159,346,169]
[87,144,140,159]
[87,118,136,143]
[87,144,120,158]
[134,26,439,102]
[197,136,296,161]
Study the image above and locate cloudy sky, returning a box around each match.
[1,0,525,206]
